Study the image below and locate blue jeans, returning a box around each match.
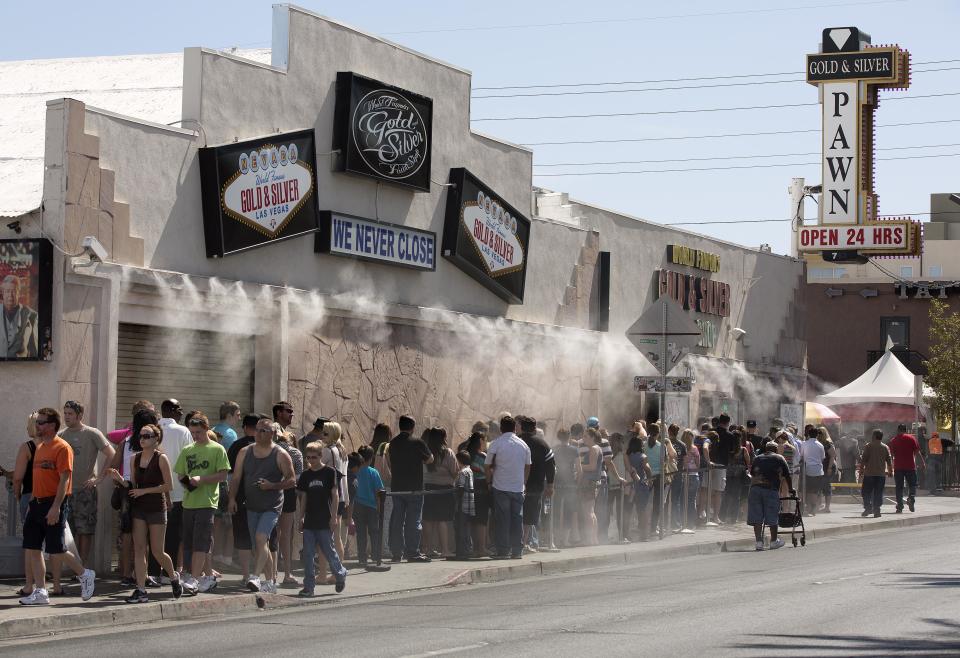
[302,528,346,591]
[927,455,943,492]
[894,470,918,508]
[389,494,424,559]
[492,488,524,556]
[670,474,684,529]
[683,472,699,529]
[862,475,886,513]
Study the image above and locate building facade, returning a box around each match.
[0,6,807,571]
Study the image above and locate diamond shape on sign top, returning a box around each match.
[829,28,852,51]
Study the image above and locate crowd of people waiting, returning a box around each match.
[0,399,938,606]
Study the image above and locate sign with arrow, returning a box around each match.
[625,298,701,375]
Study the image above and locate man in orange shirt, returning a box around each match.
[19,407,96,606]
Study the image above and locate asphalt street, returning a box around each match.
[4,522,960,657]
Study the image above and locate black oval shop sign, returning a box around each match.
[335,72,433,192]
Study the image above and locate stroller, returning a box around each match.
[778,494,806,547]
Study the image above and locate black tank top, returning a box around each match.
[22,440,36,495]
[133,451,165,514]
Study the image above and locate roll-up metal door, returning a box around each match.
[115,323,254,424]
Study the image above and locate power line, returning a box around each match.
[532,151,960,177]
[472,65,960,99]
[534,142,960,168]
[473,58,960,91]
[658,211,954,227]
[382,0,907,35]
[520,118,960,147]
[473,92,960,122]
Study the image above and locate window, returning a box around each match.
[881,317,910,349]
[900,266,914,278]
[833,267,848,279]
[810,268,834,279]
[929,264,943,278]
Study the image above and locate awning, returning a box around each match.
[827,402,917,423]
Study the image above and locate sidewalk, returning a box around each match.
[2,497,958,640]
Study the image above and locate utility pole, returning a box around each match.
[789,177,805,258]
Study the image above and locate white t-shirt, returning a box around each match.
[800,438,826,476]
[159,418,195,503]
[485,432,532,493]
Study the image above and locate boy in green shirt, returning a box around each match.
[174,413,229,595]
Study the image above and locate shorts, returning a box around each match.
[23,498,67,554]
[181,507,216,555]
[233,507,252,551]
[215,482,229,518]
[131,508,168,525]
[708,468,727,492]
[747,487,781,526]
[805,474,823,496]
[282,488,297,514]
[68,486,98,535]
[523,491,543,527]
[247,509,280,544]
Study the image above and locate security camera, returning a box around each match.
[81,236,108,263]
[6,220,22,234]
[730,327,747,340]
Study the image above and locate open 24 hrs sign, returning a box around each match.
[797,222,911,251]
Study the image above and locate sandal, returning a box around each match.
[282,576,300,586]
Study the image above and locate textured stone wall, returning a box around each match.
[286,314,601,449]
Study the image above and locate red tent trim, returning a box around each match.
[828,402,918,422]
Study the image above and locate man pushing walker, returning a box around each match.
[747,441,794,551]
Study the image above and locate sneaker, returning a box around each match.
[335,579,345,593]
[874,512,881,518]
[908,496,915,512]
[262,580,278,594]
[125,588,149,604]
[895,507,903,514]
[246,576,262,592]
[755,541,764,551]
[79,569,96,601]
[298,588,314,597]
[181,575,199,596]
[769,538,785,550]
[19,588,50,606]
[160,576,172,586]
[197,575,218,593]
[358,559,368,568]
[406,554,431,563]
[861,510,871,517]
[171,576,183,599]
[144,576,161,588]
[120,576,136,587]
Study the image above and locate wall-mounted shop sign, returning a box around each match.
[315,211,436,271]
[333,72,433,192]
[442,168,530,304]
[199,129,318,257]
[0,238,53,361]
[798,219,918,252]
[667,244,720,272]
[657,269,731,318]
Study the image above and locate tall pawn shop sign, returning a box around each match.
[798,27,920,257]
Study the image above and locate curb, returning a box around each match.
[3,510,958,640]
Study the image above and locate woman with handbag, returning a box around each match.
[108,423,182,603]
[818,426,838,513]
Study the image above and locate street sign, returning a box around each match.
[626,298,701,375]
[634,376,693,393]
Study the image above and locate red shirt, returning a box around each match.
[888,433,920,471]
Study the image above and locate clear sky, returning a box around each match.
[4,0,957,254]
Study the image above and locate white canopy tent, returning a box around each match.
[816,349,921,406]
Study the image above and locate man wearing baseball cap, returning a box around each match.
[299,417,329,454]
[745,420,764,455]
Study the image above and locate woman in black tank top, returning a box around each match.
[107,423,182,603]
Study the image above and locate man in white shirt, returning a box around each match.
[484,416,531,559]
[157,399,195,578]
[800,427,826,516]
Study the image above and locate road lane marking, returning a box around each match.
[398,642,488,657]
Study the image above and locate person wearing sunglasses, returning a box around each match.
[297,442,346,596]
[108,424,182,603]
[19,408,96,606]
[227,419,295,594]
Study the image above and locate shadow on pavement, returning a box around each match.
[732,618,960,656]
